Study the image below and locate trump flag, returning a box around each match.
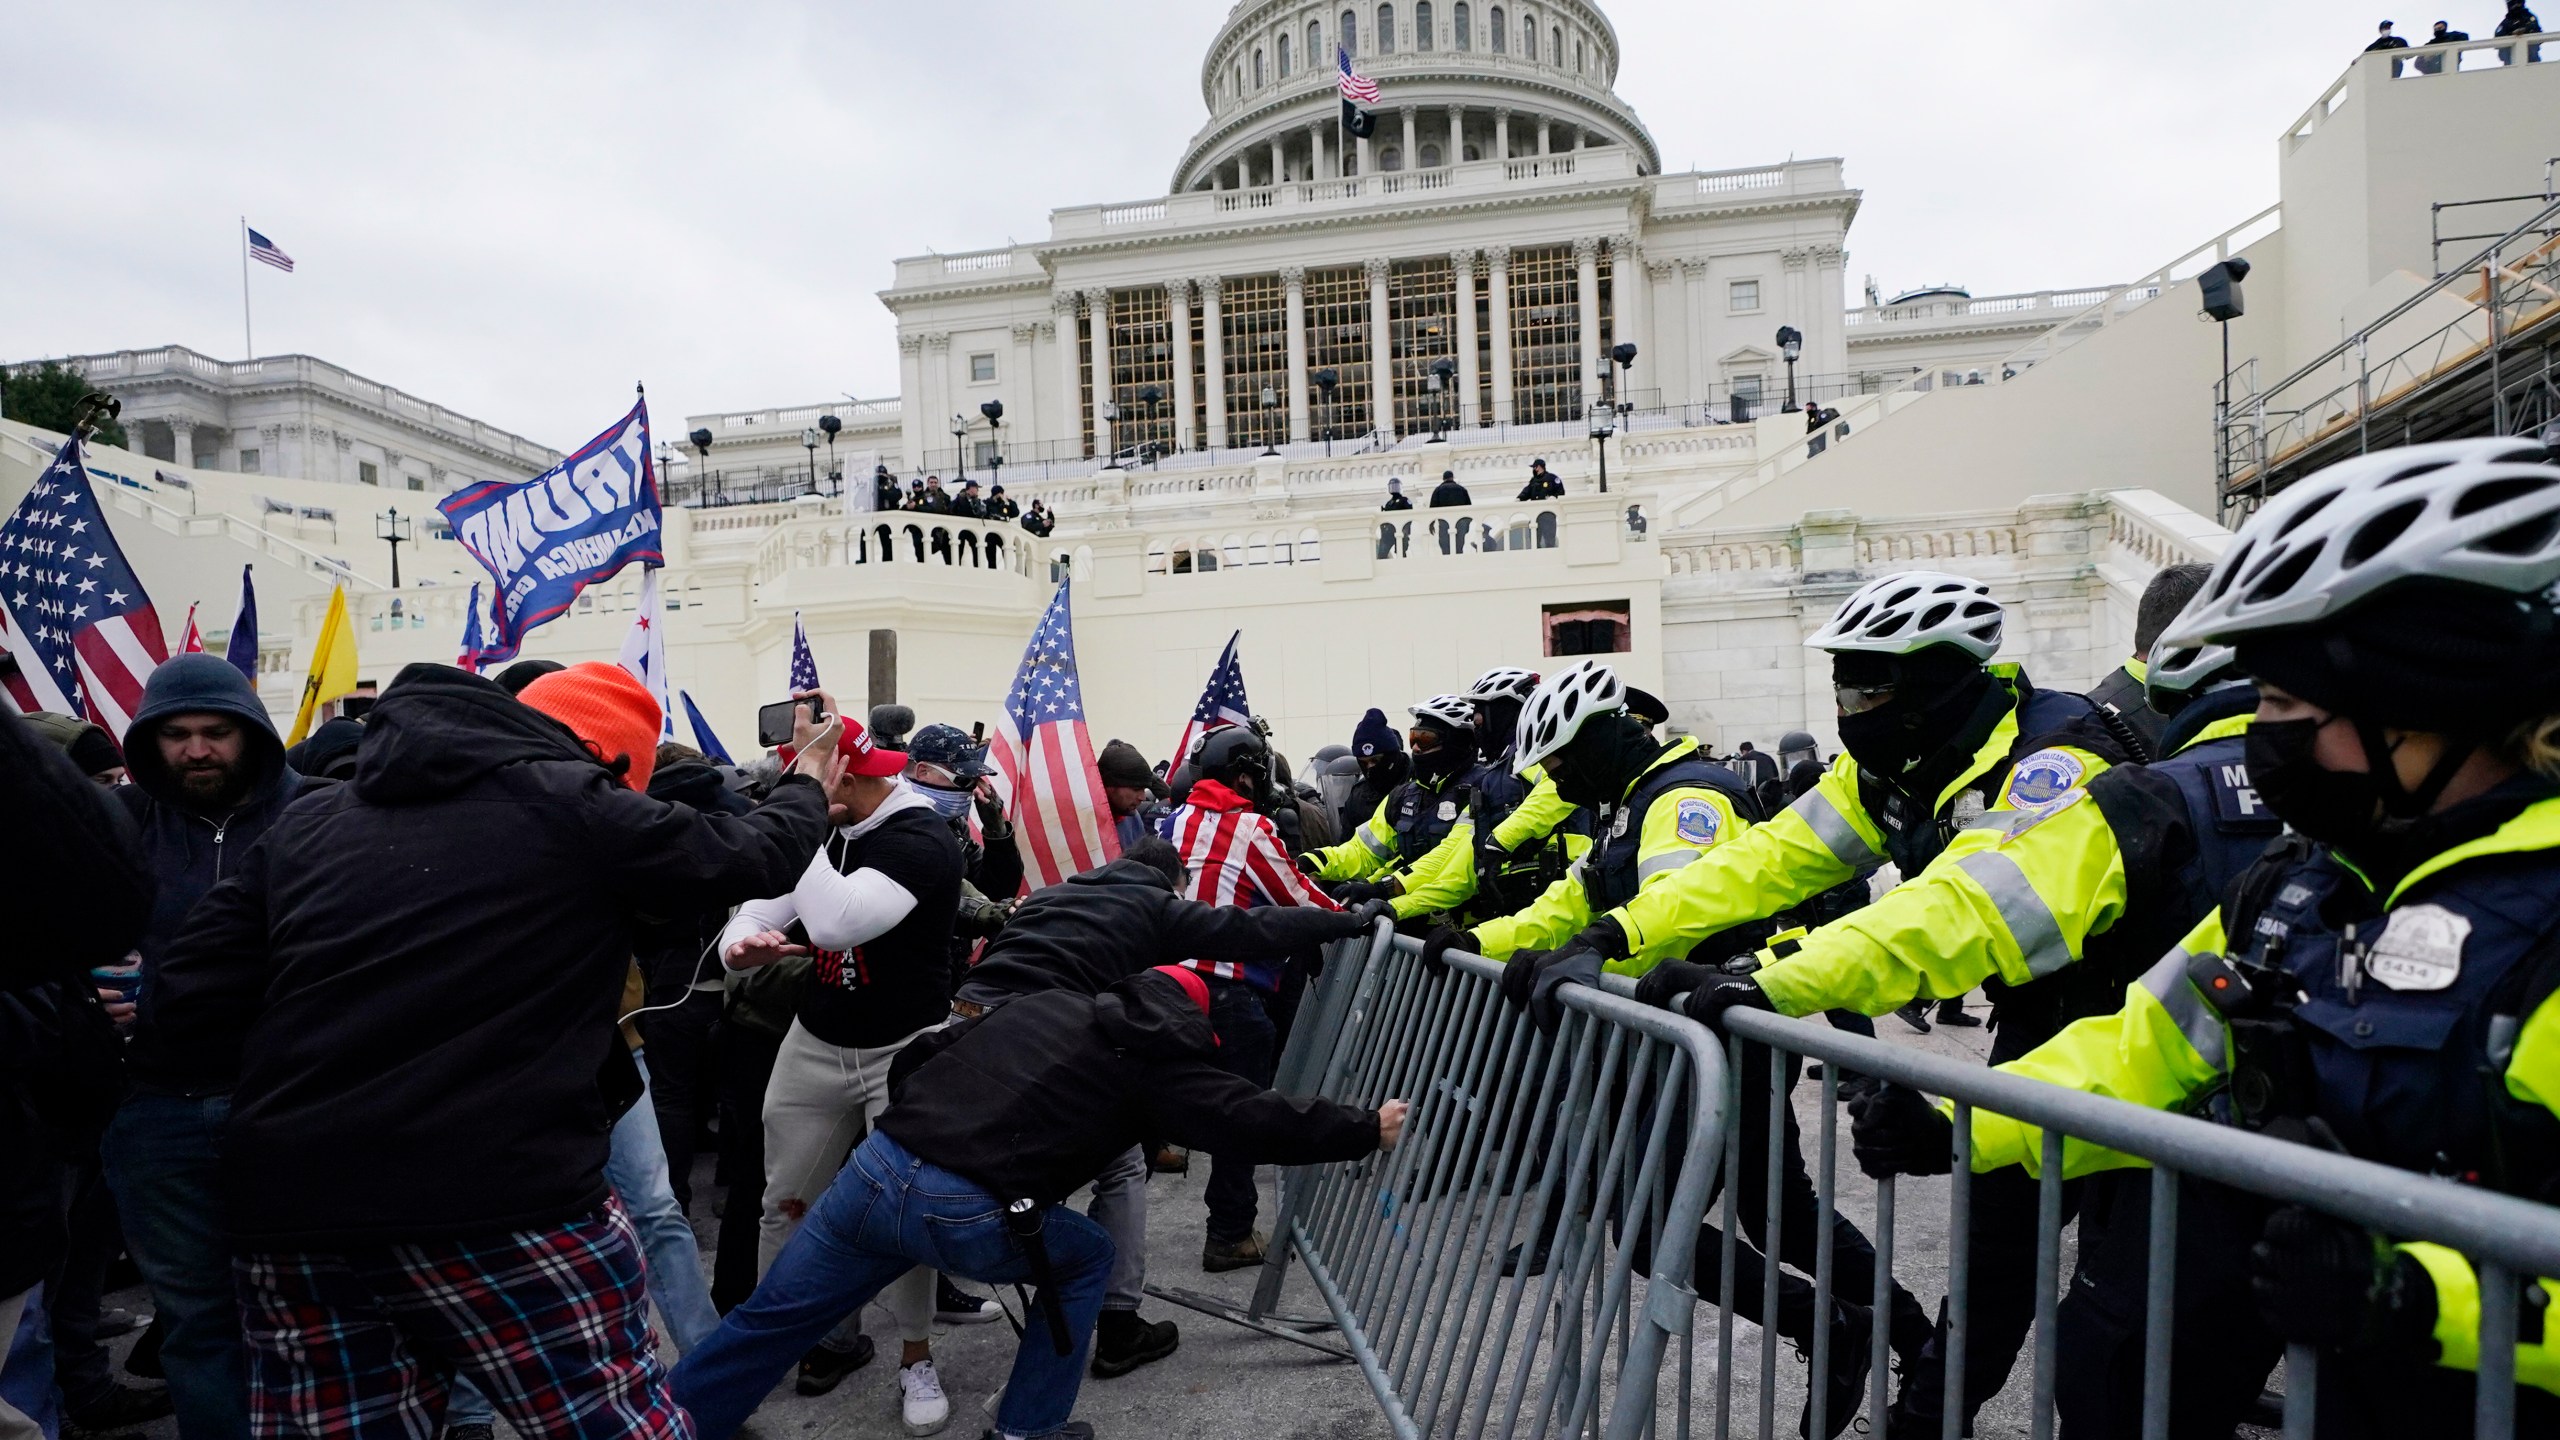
[440,396,661,667]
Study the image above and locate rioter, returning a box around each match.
[672,885,1404,1440]
[133,662,837,1440]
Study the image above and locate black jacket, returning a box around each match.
[2495,8,2541,36]
[881,969,1380,1205]
[951,495,988,519]
[116,653,316,1093]
[1428,478,1472,507]
[138,663,831,1247]
[2085,662,2172,763]
[1517,473,1564,500]
[1,713,152,1292]
[957,857,1365,1006]
[1380,493,1413,511]
[636,759,755,999]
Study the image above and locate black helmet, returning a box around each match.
[1190,724,1272,793]
[906,722,990,780]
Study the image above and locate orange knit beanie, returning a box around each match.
[518,661,662,791]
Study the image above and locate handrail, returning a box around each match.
[102,480,386,592]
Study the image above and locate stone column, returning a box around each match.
[1452,249,1480,427]
[1009,322,1039,449]
[1781,247,1811,402]
[1366,256,1395,437]
[1537,116,1551,155]
[1572,237,1602,414]
[1494,107,1511,160]
[898,332,926,465]
[1357,133,1373,176]
[1614,236,1645,389]
[1282,266,1310,443]
[1051,293,1083,455]
[1400,107,1417,169]
[1312,121,1330,180]
[1812,243,1847,392]
[1085,288,1115,461]
[1487,245,1514,423]
[1448,105,1464,163]
[1200,276,1228,448]
[1680,259,1709,411]
[1167,280,1197,451]
[922,332,951,469]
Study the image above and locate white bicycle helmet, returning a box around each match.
[1409,694,1477,730]
[1514,660,1627,770]
[2142,641,2243,714]
[1806,572,2004,660]
[1463,666,1541,703]
[2159,438,2560,650]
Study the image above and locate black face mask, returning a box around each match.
[1835,664,1996,781]
[1546,716,1655,808]
[2245,717,2387,852]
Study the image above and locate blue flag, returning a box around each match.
[681,689,734,765]
[222,565,258,682]
[439,397,661,667]
[456,583,486,672]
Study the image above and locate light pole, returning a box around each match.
[952,413,971,483]
[800,426,820,492]
[689,427,715,505]
[375,506,412,589]
[980,399,1005,490]
[1429,357,1457,440]
[819,412,842,488]
[1775,326,1803,413]
[1099,401,1121,468]
[1137,384,1164,467]
[1314,368,1339,456]
[1587,402,1616,495]
[1259,385,1281,457]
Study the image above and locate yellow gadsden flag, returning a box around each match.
[287,585,360,744]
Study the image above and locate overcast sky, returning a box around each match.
[4,1,2376,450]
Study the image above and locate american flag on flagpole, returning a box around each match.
[789,611,820,692]
[247,228,295,272]
[990,580,1120,893]
[1338,45,1380,103]
[1171,630,1252,772]
[0,433,168,732]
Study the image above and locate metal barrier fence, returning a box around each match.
[1226,922,1732,1440]
[1197,926,2560,1440]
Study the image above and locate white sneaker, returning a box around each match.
[898,1359,950,1436]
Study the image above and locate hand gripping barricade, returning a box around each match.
[1185,922,2560,1440]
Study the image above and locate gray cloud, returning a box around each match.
[2,1,2355,450]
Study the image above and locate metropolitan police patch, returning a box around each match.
[2002,749,2087,808]
[1675,797,1720,846]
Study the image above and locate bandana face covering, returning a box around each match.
[915,782,975,821]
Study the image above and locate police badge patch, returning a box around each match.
[2003,749,2087,808]
[1437,800,1458,822]
[1675,797,1720,846]
[2363,904,2471,992]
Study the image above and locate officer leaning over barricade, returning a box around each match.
[1598,572,2127,1436]
[1380,667,1588,929]
[1853,438,2560,1435]
[1299,695,1518,905]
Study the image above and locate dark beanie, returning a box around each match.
[1352,707,1402,757]
[2236,578,2560,734]
[494,659,565,696]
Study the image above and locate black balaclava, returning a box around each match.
[1831,644,2000,785]
[1545,712,1662,809]
[1410,716,1480,785]
[1475,698,1524,759]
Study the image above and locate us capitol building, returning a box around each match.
[12,6,2557,766]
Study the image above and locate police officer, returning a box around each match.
[2084,561,2215,763]
[1302,696,1509,905]
[1458,662,1916,1436]
[1390,667,1587,929]
[1857,438,2560,1433]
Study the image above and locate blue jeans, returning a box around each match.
[450,1054,718,1429]
[3,1283,60,1439]
[670,1131,1112,1440]
[101,1090,246,1440]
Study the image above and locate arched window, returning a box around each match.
[1455,2,1471,49]
[1575,37,1585,71]
[1551,26,1562,63]
[1309,20,1323,64]
[1380,144,1402,171]
[1278,33,1292,77]
[1490,5,1505,50]
[1420,143,1441,167]
[1521,15,1535,59]
[1377,4,1395,52]
[1416,1,1433,50]
[1342,8,1357,54]
[1252,48,1264,87]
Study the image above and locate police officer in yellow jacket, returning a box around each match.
[1856,438,2560,1434]
[1387,667,1587,928]
[1302,695,1520,905]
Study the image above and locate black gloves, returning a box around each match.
[954,897,1013,939]
[1295,852,1323,876]
[1684,977,1777,1036]
[1347,898,1397,932]
[1501,942,1603,1037]
[1571,916,1632,962]
[1846,1083,1954,1179]
[1632,959,1715,1012]
[2250,1206,2435,1356]
[1420,926,1478,977]
[1334,878,1397,906]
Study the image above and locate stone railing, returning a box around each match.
[2103,487,2234,570]
[1054,146,1647,239]
[66,348,560,471]
[2287,32,2557,154]
[1658,527,1800,576]
[749,515,1036,586]
[1856,523,2023,565]
[1648,159,1846,208]
[1845,286,2119,329]
[695,398,902,435]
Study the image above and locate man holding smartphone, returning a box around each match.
[719,692,966,1434]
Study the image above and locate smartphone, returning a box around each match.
[339,694,377,721]
[757,696,827,749]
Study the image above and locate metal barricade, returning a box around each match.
[1230,924,1733,1440]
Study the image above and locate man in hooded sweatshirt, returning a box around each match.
[134,661,838,1440]
[671,954,1403,1440]
[102,653,317,1440]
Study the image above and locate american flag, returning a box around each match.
[990,580,1120,893]
[1338,45,1380,103]
[0,433,168,733]
[248,227,295,272]
[1171,630,1252,774]
[789,611,820,692]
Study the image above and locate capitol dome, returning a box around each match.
[1175,0,1658,192]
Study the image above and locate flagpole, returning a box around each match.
[239,217,253,359]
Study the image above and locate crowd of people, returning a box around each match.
[2365,6,2546,63]
[867,467,1054,539]
[8,435,2560,1440]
